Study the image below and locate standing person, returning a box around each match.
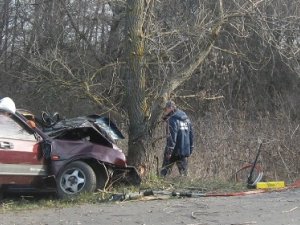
[160,100,194,177]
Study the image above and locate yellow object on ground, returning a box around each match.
[256,181,285,189]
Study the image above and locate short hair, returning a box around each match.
[165,100,176,109]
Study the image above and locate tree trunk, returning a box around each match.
[123,0,153,173]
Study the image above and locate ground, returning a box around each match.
[0,189,299,225]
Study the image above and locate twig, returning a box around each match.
[282,206,298,213]
[187,223,207,225]
[230,222,257,225]
[291,124,299,139]
[277,147,292,181]
[191,210,218,219]
[178,94,224,100]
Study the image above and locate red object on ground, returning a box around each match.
[205,179,300,197]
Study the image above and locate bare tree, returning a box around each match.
[122,0,300,172]
[0,0,299,176]
[121,0,226,172]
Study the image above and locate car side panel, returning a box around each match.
[50,139,127,176]
[0,139,47,185]
[0,111,47,186]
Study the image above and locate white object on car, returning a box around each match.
[0,97,16,114]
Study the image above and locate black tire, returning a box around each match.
[56,161,97,198]
[0,186,3,201]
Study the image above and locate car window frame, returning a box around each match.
[0,110,39,142]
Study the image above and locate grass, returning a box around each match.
[140,175,248,193]
[0,176,248,212]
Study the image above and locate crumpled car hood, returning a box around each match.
[44,115,124,145]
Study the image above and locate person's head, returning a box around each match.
[163,100,176,117]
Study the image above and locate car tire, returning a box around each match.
[0,185,3,200]
[56,161,97,199]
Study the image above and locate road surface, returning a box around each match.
[0,188,299,225]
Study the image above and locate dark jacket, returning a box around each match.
[166,109,194,157]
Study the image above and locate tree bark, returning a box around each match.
[123,0,152,173]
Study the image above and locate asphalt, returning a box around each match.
[1,188,300,225]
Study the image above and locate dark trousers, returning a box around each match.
[160,152,188,177]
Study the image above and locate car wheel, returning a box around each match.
[56,161,96,198]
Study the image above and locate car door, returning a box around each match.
[0,112,47,185]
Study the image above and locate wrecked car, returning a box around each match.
[0,106,141,198]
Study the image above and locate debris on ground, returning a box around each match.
[108,178,300,202]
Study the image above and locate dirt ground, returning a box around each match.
[0,188,299,225]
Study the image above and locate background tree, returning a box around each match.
[0,0,299,179]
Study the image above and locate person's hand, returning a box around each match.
[165,148,173,160]
[162,114,169,121]
[165,153,172,160]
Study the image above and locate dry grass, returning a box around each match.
[187,109,300,185]
[150,105,299,186]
